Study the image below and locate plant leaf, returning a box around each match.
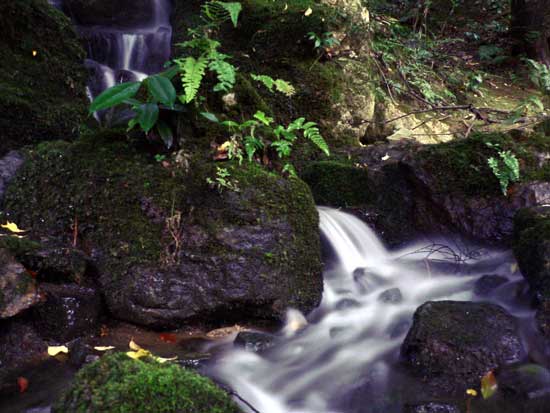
[134,103,159,133]
[147,75,176,107]
[481,371,498,399]
[156,121,174,149]
[89,81,141,113]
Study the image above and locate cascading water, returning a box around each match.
[211,207,534,413]
[49,0,172,103]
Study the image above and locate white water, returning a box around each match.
[212,207,533,413]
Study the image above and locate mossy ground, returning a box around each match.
[417,132,550,197]
[53,353,241,413]
[0,0,88,155]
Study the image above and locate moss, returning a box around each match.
[417,132,550,197]
[513,207,550,299]
[0,236,41,260]
[301,160,373,207]
[3,132,182,280]
[53,353,240,413]
[0,0,88,155]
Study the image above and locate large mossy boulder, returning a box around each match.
[401,301,525,396]
[513,206,550,338]
[3,133,323,328]
[0,0,88,156]
[53,353,241,413]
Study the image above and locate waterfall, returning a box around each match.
[211,207,531,413]
[49,0,173,101]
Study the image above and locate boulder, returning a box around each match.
[401,301,525,396]
[234,331,277,353]
[0,249,41,319]
[3,135,323,328]
[0,0,88,155]
[33,283,102,342]
[0,151,24,201]
[52,353,240,413]
[513,206,550,338]
[474,274,509,296]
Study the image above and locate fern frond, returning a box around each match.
[274,79,295,96]
[209,56,237,92]
[176,56,208,103]
[202,1,242,28]
[251,74,275,91]
[304,125,330,156]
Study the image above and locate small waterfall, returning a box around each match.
[211,207,532,413]
[50,0,173,102]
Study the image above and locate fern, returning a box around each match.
[303,124,330,156]
[202,1,242,28]
[251,74,296,97]
[486,145,520,196]
[209,55,236,92]
[176,56,208,103]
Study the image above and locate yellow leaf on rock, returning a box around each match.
[466,388,478,397]
[48,346,69,356]
[126,349,151,360]
[129,339,143,351]
[94,346,115,352]
[1,222,26,234]
[155,356,178,364]
[304,7,312,16]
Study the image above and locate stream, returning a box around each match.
[210,207,538,413]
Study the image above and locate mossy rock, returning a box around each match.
[301,160,372,207]
[0,0,88,155]
[3,133,323,328]
[513,206,550,300]
[53,353,241,413]
[415,132,550,197]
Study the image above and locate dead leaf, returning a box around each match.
[129,339,143,351]
[466,388,478,397]
[304,7,312,16]
[17,377,28,393]
[481,370,498,399]
[1,222,26,234]
[47,346,69,356]
[94,346,115,352]
[159,333,178,344]
[126,348,151,360]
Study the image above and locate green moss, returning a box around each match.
[417,132,550,197]
[301,160,372,207]
[3,133,182,280]
[513,207,550,299]
[0,0,88,155]
[0,236,41,260]
[53,353,240,413]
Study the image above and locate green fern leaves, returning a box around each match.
[202,1,242,27]
[251,74,296,97]
[175,56,208,104]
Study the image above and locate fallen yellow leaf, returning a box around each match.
[126,349,151,360]
[466,388,478,397]
[94,346,115,352]
[155,356,178,364]
[1,222,26,234]
[129,339,143,351]
[304,7,312,16]
[48,346,69,356]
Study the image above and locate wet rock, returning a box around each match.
[513,206,550,338]
[0,151,24,201]
[63,0,159,28]
[474,274,509,296]
[378,288,403,304]
[20,245,90,284]
[0,0,88,155]
[335,298,361,310]
[4,137,322,329]
[0,320,47,393]
[234,331,276,353]
[0,249,41,319]
[403,402,460,413]
[401,301,525,396]
[33,283,102,342]
[498,364,550,400]
[353,268,386,293]
[68,338,96,367]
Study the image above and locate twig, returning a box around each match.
[464,119,476,139]
[72,215,78,247]
[373,56,396,104]
[229,391,262,413]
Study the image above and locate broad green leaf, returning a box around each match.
[254,111,273,126]
[159,65,179,80]
[201,112,220,123]
[147,75,176,107]
[134,103,159,133]
[90,81,141,113]
[156,121,173,149]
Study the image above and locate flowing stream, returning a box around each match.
[211,207,535,413]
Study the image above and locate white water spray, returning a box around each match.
[212,207,530,413]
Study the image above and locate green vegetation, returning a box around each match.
[486,142,520,195]
[53,353,240,413]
